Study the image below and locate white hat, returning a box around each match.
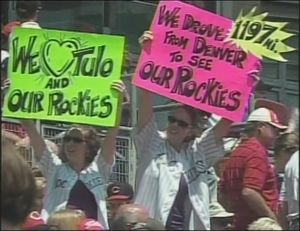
[209,202,234,218]
[247,107,287,130]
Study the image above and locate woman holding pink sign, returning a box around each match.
[134,30,236,230]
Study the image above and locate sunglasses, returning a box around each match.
[63,136,85,143]
[168,115,190,128]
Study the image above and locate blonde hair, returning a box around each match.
[32,177,47,212]
[248,217,282,230]
[35,177,47,192]
[47,209,86,230]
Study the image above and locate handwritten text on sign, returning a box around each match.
[3,28,125,127]
[226,7,295,62]
[133,1,260,122]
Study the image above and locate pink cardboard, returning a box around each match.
[133,0,261,122]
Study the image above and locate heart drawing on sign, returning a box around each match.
[41,39,80,77]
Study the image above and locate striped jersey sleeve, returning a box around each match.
[195,127,225,168]
[133,116,162,162]
[38,145,62,179]
[133,116,163,188]
[96,150,115,182]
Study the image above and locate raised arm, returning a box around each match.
[100,127,119,165]
[137,30,155,132]
[2,129,22,144]
[20,119,46,162]
[137,89,154,132]
[98,80,126,165]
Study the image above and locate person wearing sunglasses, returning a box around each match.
[17,80,127,229]
[133,31,237,230]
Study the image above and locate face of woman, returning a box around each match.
[63,128,88,163]
[166,107,193,147]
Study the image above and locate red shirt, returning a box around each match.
[220,138,279,230]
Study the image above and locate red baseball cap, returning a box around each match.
[78,219,104,230]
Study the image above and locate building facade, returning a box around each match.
[2,0,299,186]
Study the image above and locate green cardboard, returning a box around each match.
[3,28,125,127]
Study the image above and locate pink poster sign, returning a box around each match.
[133,0,261,122]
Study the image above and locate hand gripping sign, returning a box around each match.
[133,0,261,122]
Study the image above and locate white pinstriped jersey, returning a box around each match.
[280,151,299,218]
[38,146,113,229]
[133,117,224,230]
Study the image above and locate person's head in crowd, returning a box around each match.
[130,218,165,230]
[47,209,86,230]
[244,107,287,148]
[22,211,45,230]
[16,0,42,22]
[274,132,299,173]
[111,204,149,230]
[3,1,42,38]
[58,125,101,170]
[247,217,283,230]
[166,104,204,151]
[32,177,47,212]
[1,136,37,230]
[78,218,104,230]
[107,182,134,219]
[209,202,234,230]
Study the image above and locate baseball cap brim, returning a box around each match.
[268,122,288,130]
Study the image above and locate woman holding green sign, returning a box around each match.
[18,80,127,229]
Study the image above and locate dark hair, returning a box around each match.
[16,1,42,20]
[59,125,101,164]
[32,166,44,177]
[274,132,299,156]
[1,136,37,226]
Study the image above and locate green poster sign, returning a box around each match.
[3,28,125,127]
